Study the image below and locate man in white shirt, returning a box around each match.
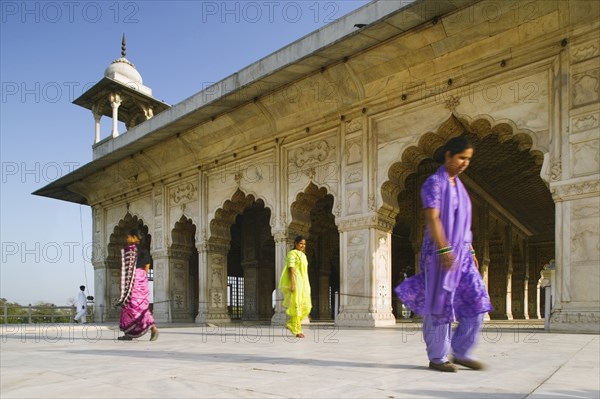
[73,285,87,324]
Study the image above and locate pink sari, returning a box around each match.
[119,268,155,337]
[118,244,155,338]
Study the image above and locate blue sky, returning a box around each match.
[0,0,370,305]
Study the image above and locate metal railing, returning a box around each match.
[0,304,94,324]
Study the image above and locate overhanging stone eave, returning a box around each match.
[73,77,171,111]
[34,0,481,205]
[91,0,477,159]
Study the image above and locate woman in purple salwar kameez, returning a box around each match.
[396,137,492,372]
[116,229,159,341]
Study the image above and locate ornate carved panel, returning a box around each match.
[290,139,336,168]
[376,236,391,308]
[170,182,196,205]
[154,186,163,249]
[347,190,362,214]
[347,247,365,306]
[551,180,600,201]
[571,41,599,64]
[346,119,362,134]
[570,198,600,263]
[571,112,599,134]
[210,289,223,308]
[345,166,362,183]
[346,138,362,165]
[571,69,600,108]
[571,140,599,177]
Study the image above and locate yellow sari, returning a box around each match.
[279,249,312,334]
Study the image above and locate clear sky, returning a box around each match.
[0,0,371,305]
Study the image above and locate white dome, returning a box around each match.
[104,58,143,87]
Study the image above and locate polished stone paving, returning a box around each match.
[1,321,598,398]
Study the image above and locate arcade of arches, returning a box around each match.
[40,0,598,332]
[100,116,555,325]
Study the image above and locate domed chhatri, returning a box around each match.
[72,33,169,143]
[104,34,143,88]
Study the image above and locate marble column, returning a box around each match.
[152,250,170,322]
[336,214,396,327]
[92,104,102,144]
[203,242,231,324]
[271,231,289,325]
[110,93,121,138]
[504,226,514,320]
[195,247,209,324]
[168,248,194,322]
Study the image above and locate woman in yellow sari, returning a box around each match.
[279,235,312,338]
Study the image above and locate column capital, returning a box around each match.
[91,103,103,120]
[207,239,229,253]
[337,212,395,233]
[152,249,169,259]
[550,178,600,202]
[272,229,288,243]
[109,93,122,105]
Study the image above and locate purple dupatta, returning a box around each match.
[437,166,472,292]
[396,165,473,317]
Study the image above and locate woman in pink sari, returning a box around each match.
[116,229,159,341]
[396,137,492,372]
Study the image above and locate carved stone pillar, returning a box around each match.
[152,250,170,322]
[169,248,193,322]
[92,261,108,322]
[549,183,600,332]
[272,230,289,325]
[195,247,209,324]
[523,238,530,320]
[241,211,259,320]
[480,205,491,321]
[242,262,258,320]
[318,273,332,320]
[546,34,599,332]
[203,242,230,323]
[504,226,514,320]
[92,104,102,144]
[336,214,396,327]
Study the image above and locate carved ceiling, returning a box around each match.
[466,134,554,235]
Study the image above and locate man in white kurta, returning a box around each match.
[73,285,87,323]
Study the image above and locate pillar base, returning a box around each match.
[195,311,231,325]
[171,313,194,323]
[336,311,396,327]
[152,303,171,323]
[271,310,287,325]
[549,308,600,333]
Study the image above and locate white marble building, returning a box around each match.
[35,0,599,332]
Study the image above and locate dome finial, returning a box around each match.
[121,34,126,58]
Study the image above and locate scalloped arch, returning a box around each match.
[106,212,150,264]
[380,114,545,218]
[290,182,332,228]
[171,215,197,251]
[209,189,271,244]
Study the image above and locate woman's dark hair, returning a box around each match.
[128,228,144,243]
[294,235,305,245]
[434,136,474,163]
